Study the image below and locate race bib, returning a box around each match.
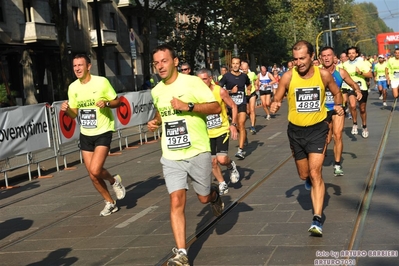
[356,81,363,90]
[295,87,321,112]
[206,114,222,129]
[231,91,244,105]
[325,90,334,105]
[80,109,97,129]
[378,75,386,80]
[165,119,191,150]
[394,71,399,79]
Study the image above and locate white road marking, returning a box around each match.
[115,206,159,228]
[267,132,282,139]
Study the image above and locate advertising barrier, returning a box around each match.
[0,103,51,160]
[1,91,157,188]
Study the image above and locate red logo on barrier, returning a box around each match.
[117,96,132,125]
[59,111,76,139]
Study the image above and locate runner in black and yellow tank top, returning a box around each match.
[271,40,344,237]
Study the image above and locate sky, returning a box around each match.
[355,0,399,32]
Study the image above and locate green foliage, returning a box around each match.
[152,0,394,71]
[0,83,16,107]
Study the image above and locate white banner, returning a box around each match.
[113,91,156,130]
[50,91,155,144]
[0,103,51,160]
[52,101,80,144]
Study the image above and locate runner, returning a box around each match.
[240,61,258,134]
[256,65,277,120]
[61,54,126,217]
[337,52,352,119]
[271,40,344,236]
[319,46,362,176]
[147,44,224,266]
[197,68,241,194]
[343,46,373,138]
[386,48,399,99]
[374,55,388,106]
[219,57,251,160]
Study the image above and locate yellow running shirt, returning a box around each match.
[151,73,217,160]
[68,75,117,136]
[343,58,370,91]
[287,66,327,127]
[207,85,230,138]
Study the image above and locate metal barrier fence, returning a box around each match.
[1,91,158,188]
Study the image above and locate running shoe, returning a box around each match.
[334,165,344,176]
[347,113,352,120]
[266,114,271,120]
[351,124,358,135]
[167,248,189,266]
[250,126,257,135]
[383,102,387,106]
[210,183,224,216]
[362,128,369,138]
[100,200,118,216]
[308,220,323,236]
[379,95,383,100]
[229,161,240,183]
[235,149,245,160]
[218,182,229,195]
[112,175,126,200]
[304,177,312,191]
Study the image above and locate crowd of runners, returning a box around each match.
[61,41,398,265]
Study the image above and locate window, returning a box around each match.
[0,4,4,22]
[72,7,81,30]
[23,0,32,22]
[110,13,116,30]
[114,52,121,76]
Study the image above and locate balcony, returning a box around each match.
[20,22,57,43]
[117,0,137,8]
[90,29,118,47]
[87,0,113,3]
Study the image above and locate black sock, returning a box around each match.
[313,215,322,223]
[353,122,357,125]
[362,124,367,129]
[334,161,341,166]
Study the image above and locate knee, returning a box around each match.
[170,195,185,211]
[198,194,211,204]
[89,167,102,179]
[217,156,229,166]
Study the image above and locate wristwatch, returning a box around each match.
[231,123,237,127]
[106,101,111,107]
[188,102,194,112]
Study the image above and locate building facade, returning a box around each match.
[0,0,157,105]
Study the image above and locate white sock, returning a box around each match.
[178,248,187,255]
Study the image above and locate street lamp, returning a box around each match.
[316,25,357,57]
[328,13,339,47]
[355,38,375,46]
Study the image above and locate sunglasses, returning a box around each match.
[181,68,189,71]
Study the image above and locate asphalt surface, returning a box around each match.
[0,89,398,266]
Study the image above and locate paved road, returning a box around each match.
[0,89,398,266]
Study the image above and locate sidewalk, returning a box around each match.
[0,90,398,266]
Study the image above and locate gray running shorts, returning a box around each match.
[160,152,212,196]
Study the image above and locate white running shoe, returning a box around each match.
[266,114,271,120]
[362,128,369,138]
[218,182,229,195]
[100,200,118,216]
[383,102,387,106]
[229,161,240,183]
[379,95,383,100]
[351,124,358,135]
[112,175,126,200]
